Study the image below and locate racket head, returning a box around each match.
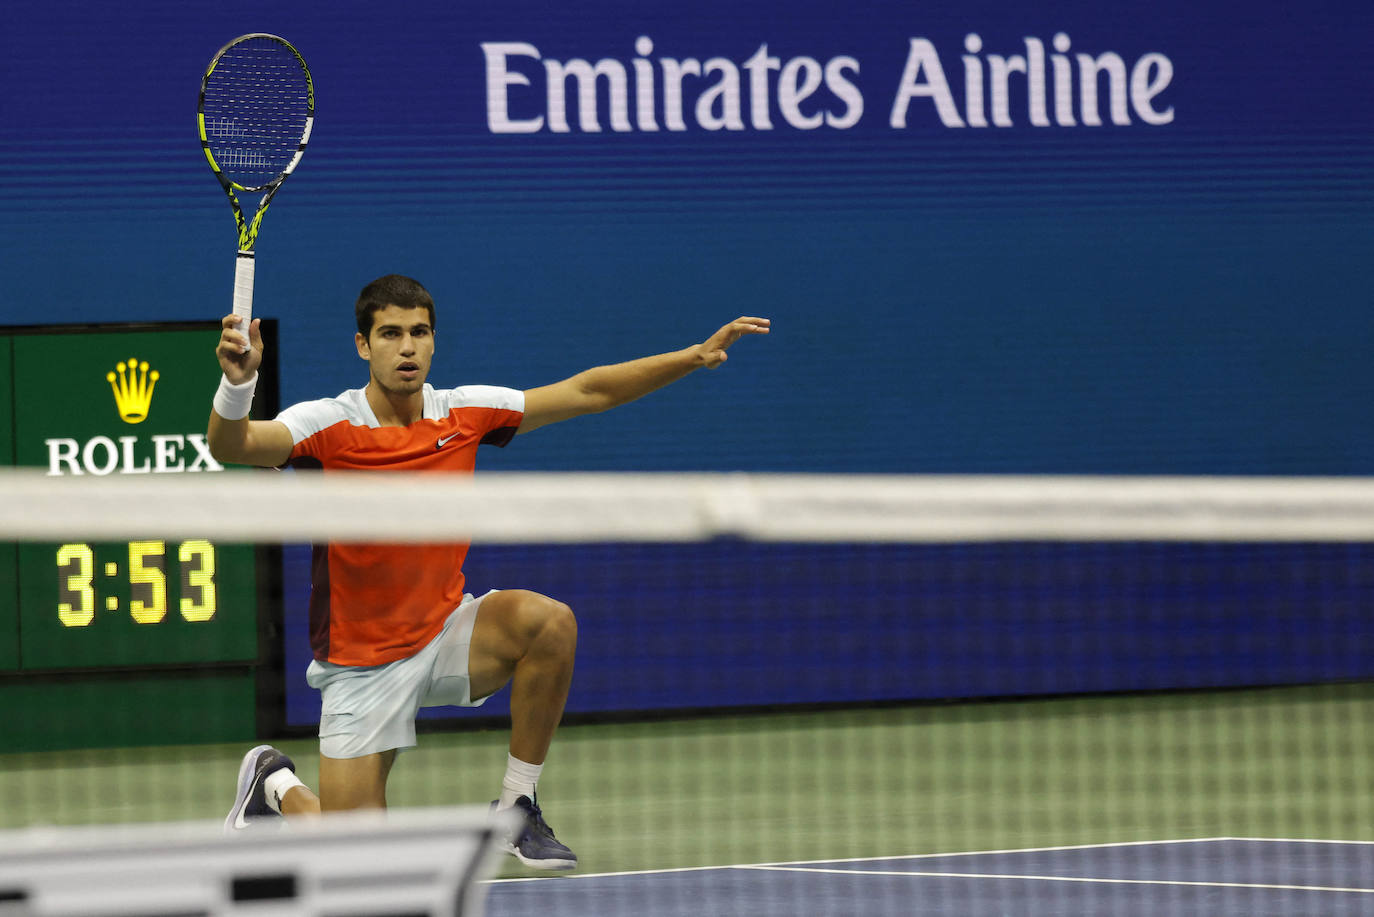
[198,33,314,195]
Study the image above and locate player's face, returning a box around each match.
[356,305,435,396]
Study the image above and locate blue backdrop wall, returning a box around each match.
[4,1,1373,728]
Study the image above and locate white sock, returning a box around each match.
[497,754,543,810]
[263,768,306,815]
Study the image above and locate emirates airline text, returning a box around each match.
[482,34,1174,134]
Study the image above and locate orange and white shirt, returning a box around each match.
[276,384,524,666]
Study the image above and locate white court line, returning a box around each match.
[485,837,1374,886]
[486,837,1235,884]
[735,864,1374,895]
[1226,836,1374,847]
[747,835,1235,868]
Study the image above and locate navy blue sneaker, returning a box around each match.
[224,744,296,833]
[492,794,578,870]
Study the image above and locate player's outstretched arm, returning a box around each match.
[206,314,294,466]
[518,317,770,435]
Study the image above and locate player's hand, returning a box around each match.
[215,315,264,383]
[696,317,770,369]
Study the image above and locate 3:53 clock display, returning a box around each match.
[17,536,257,673]
[55,539,218,627]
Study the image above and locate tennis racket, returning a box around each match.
[198,33,314,352]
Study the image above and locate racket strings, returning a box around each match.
[202,40,310,190]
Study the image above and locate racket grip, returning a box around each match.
[232,251,256,352]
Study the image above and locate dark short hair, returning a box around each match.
[355,274,436,336]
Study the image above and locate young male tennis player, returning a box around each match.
[210,274,768,869]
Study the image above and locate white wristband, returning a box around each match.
[213,373,258,421]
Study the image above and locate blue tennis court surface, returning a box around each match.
[486,838,1374,916]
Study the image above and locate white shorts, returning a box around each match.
[305,590,493,759]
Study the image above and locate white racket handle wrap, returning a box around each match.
[233,251,256,351]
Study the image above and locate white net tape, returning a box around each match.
[4,470,1374,542]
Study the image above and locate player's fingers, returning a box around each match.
[716,319,767,347]
[248,318,264,349]
[217,329,249,357]
[218,315,251,353]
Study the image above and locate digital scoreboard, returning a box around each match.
[0,321,280,751]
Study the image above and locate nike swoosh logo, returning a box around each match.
[436,433,459,449]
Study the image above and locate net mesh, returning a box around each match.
[2,470,1373,915]
[200,36,310,189]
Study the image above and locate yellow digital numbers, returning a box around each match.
[178,539,216,623]
[56,543,95,627]
[55,540,220,627]
[128,540,167,624]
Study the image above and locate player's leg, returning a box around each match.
[464,589,578,869]
[306,650,425,811]
[224,744,395,829]
[318,749,397,811]
[227,648,425,830]
[280,782,321,815]
[467,589,578,768]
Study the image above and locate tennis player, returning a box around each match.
[211,274,769,869]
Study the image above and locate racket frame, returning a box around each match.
[197,33,314,350]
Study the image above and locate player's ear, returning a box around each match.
[355,332,370,361]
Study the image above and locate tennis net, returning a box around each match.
[2,470,1373,915]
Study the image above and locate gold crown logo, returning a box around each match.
[107,358,159,424]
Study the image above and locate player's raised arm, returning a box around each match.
[207,314,294,467]
[518,316,770,435]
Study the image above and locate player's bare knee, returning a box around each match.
[518,594,575,659]
[543,599,577,655]
[493,591,575,654]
